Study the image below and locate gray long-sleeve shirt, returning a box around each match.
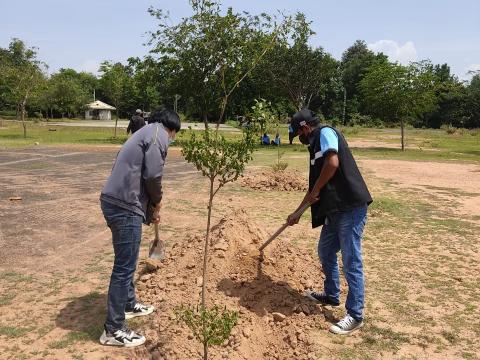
[100,123,169,221]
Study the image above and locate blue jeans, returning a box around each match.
[318,205,367,321]
[101,200,142,332]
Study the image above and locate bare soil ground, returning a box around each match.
[358,159,480,221]
[0,146,479,360]
[240,170,308,191]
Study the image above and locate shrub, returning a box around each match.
[271,161,288,171]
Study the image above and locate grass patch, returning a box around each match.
[356,324,411,354]
[0,271,33,283]
[0,292,16,306]
[369,197,409,218]
[441,330,460,345]
[0,122,128,147]
[48,331,91,349]
[0,325,34,338]
[1,121,478,165]
[83,291,102,302]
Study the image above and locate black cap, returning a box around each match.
[290,109,318,136]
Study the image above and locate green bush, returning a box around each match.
[441,124,462,135]
[175,305,238,346]
[349,113,384,128]
[271,161,288,171]
[0,110,17,119]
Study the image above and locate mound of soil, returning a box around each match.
[135,209,331,360]
[240,170,308,192]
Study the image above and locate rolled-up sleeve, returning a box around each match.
[143,142,165,205]
[320,127,339,155]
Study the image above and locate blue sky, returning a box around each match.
[1,0,479,80]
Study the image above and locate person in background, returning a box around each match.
[126,109,146,135]
[261,133,271,145]
[271,132,280,146]
[288,119,294,145]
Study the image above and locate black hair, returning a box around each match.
[149,108,181,132]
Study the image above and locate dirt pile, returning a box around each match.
[134,208,331,360]
[240,170,308,192]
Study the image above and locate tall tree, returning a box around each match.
[127,56,162,112]
[360,60,437,150]
[422,64,466,128]
[99,61,132,137]
[48,69,91,118]
[341,40,387,122]
[464,73,480,128]
[148,0,285,126]
[263,13,339,112]
[0,39,46,137]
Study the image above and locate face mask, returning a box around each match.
[299,134,310,145]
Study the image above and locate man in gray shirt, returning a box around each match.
[99,109,180,347]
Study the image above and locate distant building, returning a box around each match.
[85,100,116,120]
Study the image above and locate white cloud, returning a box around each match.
[368,40,418,64]
[78,59,101,74]
[462,63,480,80]
[466,63,480,73]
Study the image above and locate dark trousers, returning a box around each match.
[101,200,142,332]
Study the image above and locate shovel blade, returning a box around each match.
[149,223,165,261]
[149,239,165,260]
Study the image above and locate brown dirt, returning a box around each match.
[2,146,478,360]
[240,170,308,192]
[134,208,329,360]
[359,159,480,220]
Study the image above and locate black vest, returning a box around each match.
[309,126,372,228]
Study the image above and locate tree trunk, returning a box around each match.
[216,97,228,131]
[114,108,119,138]
[20,98,28,139]
[401,118,405,151]
[200,177,215,360]
[201,177,215,309]
[203,342,208,360]
[297,100,303,111]
[203,112,209,130]
[21,107,27,139]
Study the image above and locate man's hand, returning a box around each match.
[151,203,161,224]
[287,212,301,226]
[152,209,161,224]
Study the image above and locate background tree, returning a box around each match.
[421,64,466,128]
[263,13,338,112]
[127,56,162,112]
[464,73,480,128]
[341,40,387,123]
[148,0,284,126]
[48,69,91,118]
[361,60,437,150]
[0,38,46,137]
[99,61,132,137]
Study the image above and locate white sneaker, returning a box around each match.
[99,326,146,347]
[125,303,155,319]
[329,314,364,335]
